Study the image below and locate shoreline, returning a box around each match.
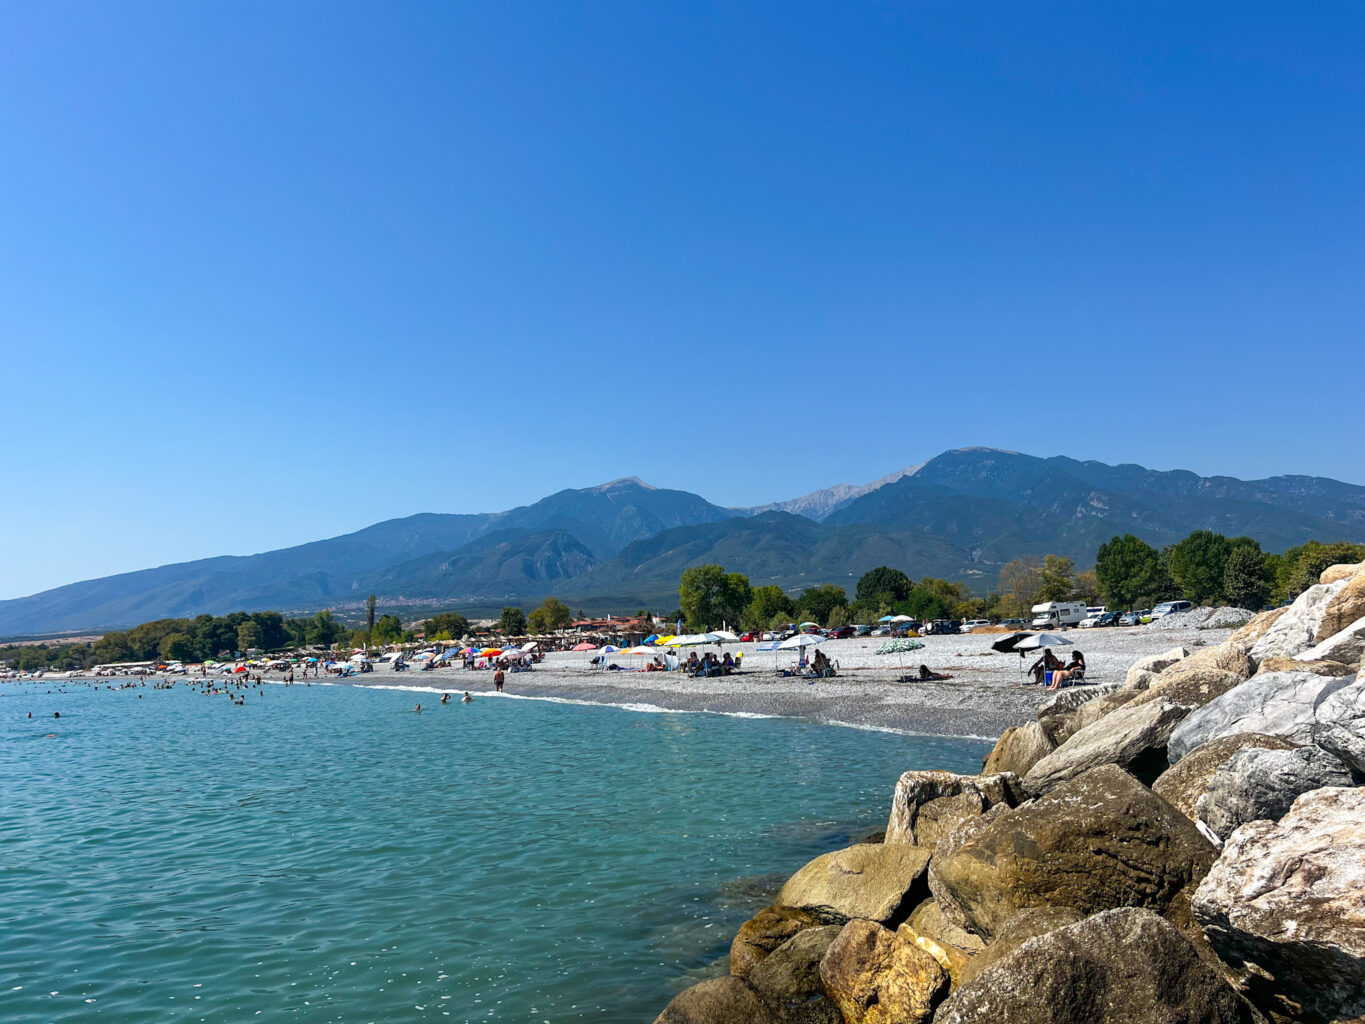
[335,624,1237,740]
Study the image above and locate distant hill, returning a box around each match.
[3,449,1363,636]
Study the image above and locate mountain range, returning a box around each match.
[5,448,1365,637]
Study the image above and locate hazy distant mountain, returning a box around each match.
[747,466,922,521]
[3,449,1364,636]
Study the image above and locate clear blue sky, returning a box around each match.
[2,2,1362,599]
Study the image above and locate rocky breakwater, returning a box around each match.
[653,561,1365,1024]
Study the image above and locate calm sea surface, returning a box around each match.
[0,680,988,1023]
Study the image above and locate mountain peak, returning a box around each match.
[590,476,656,493]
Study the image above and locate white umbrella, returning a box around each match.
[708,630,740,643]
[1014,633,1072,683]
[778,632,823,673]
[521,641,539,652]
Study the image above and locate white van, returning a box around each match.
[1030,601,1088,628]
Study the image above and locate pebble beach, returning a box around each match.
[351,623,1241,739]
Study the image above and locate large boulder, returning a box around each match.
[1298,613,1365,669]
[818,919,948,1024]
[884,770,1022,847]
[1127,665,1246,711]
[1184,642,1254,678]
[1151,733,1297,820]
[1192,787,1365,1023]
[1022,699,1191,793]
[1195,744,1353,841]
[981,721,1054,776]
[928,765,1216,941]
[1166,670,1355,761]
[1310,677,1365,775]
[1125,646,1189,689]
[776,845,931,926]
[1036,681,1123,719]
[900,898,984,988]
[1229,608,1288,651]
[956,905,1084,986]
[654,976,772,1024]
[732,905,822,977]
[747,925,843,1024]
[1317,572,1365,642]
[1249,581,1347,663]
[933,908,1265,1024]
[1254,654,1354,677]
[1320,561,1365,585]
[1036,683,1126,746]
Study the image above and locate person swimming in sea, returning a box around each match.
[461,692,473,703]
[440,693,450,704]
[414,703,422,713]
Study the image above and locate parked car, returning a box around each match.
[960,619,992,633]
[853,624,873,637]
[998,618,1027,628]
[872,626,891,636]
[1151,600,1194,620]
[826,625,855,640]
[1118,609,1150,626]
[923,619,959,636]
[739,632,759,642]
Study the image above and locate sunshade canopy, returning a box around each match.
[1014,633,1073,650]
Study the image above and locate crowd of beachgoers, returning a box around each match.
[4,619,1246,739]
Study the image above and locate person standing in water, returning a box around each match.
[493,667,505,693]
[462,692,473,703]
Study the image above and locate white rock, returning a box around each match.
[1249,581,1347,664]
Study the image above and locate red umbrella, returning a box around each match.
[571,642,596,652]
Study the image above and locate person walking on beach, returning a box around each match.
[493,667,505,693]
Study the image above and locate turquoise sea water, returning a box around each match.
[0,681,989,1023]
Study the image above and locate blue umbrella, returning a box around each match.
[878,614,897,622]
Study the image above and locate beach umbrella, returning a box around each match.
[798,621,820,631]
[625,645,653,655]
[875,637,925,679]
[891,615,915,623]
[778,631,823,673]
[601,645,620,654]
[481,648,504,658]
[990,632,1034,653]
[521,641,538,652]
[709,630,740,643]
[571,642,596,652]
[1014,633,1071,651]
[643,634,660,645]
[1013,632,1072,683]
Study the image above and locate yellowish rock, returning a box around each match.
[820,918,949,1024]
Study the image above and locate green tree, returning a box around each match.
[795,583,850,626]
[1167,531,1236,605]
[237,620,261,653]
[425,611,470,640]
[499,606,528,636]
[158,632,197,662]
[372,614,405,645]
[1223,545,1272,609]
[998,557,1043,614]
[744,585,795,630]
[1038,555,1076,603]
[366,594,377,634]
[1072,571,1102,606]
[855,567,912,605]
[534,597,573,631]
[1274,540,1365,602]
[307,609,347,647]
[679,564,753,630]
[1095,535,1174,609]
[826,605,852,629]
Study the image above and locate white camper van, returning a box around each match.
[1030,601,1088,629]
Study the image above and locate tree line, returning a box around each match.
[670,532,1365,634]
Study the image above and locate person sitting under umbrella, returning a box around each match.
[1048,651,1087,690]
[1027,649,1065,685]
[917,664,951,681]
